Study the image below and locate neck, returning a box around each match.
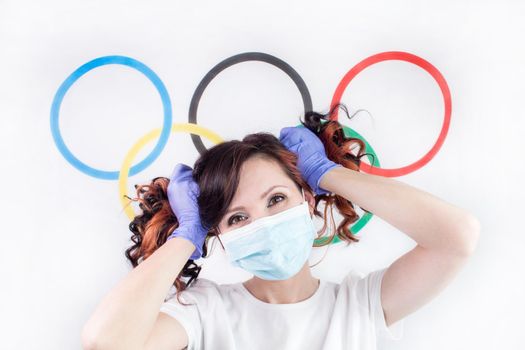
[242,263,320,304]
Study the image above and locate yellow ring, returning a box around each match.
[119,123,224,220]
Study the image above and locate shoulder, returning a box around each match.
[340,268,385,299]
[160,278,221,350]
[160,278,222,333]
[164,277,222,305]
[339,267,404,340]
[336,267,393,311]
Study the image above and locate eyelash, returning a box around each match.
[227,194,286,226]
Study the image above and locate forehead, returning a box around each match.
[233,156,294,198]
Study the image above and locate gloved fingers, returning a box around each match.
[279,126,303,146]
[187,179,201,202]
[170,163,192,182]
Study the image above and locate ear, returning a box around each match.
[304,189,316,218]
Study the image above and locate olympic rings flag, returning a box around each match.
[49,51,451,245]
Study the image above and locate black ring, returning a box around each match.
[188,52,313,154]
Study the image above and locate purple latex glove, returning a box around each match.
[166,163,209,260]
[279,126,342,195]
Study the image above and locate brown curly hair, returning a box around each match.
[123,102,373,305]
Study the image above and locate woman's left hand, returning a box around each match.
[279,125,341,195]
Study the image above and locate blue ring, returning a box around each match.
[50,55,172,180]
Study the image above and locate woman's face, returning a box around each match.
[217,156,314,235]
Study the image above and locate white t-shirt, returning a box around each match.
[160,267,404,349]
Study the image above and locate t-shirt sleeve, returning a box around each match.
[159,284,204,350]
[356,267,405,341]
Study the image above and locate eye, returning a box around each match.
[228,215,245,226]
[227,194,287,226]
[269,194,286,206]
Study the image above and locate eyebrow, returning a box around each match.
[224,185,289,215]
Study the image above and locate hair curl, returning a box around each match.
[123,102,374,305]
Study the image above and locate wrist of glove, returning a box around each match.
[167,223,209,260]
[302,152,342,195]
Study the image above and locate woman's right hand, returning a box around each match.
[166,163,209,260]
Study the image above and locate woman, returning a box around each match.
[81,104,480,350]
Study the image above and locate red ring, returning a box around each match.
[330,51,452,177]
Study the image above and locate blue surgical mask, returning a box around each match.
[220,188,317,280]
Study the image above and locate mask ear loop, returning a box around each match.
[214,226,225,251]
[308,193,335,268]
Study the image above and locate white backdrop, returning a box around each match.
[1,0,523,349]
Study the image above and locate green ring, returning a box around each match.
[295,123,381,245]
